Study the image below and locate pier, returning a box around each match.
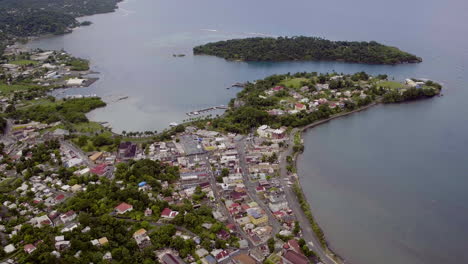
[186,105,228,116]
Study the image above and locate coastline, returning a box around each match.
[279,101,380,264]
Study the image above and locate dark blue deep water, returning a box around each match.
[29,0,468,263]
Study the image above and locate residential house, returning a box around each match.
[133,229,152,249]
[59,210,77,224]
[161,208,179,219]
[115,202,133,214]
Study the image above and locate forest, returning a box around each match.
[8,97,106,124]
[0,0,121,53]
[194,36,422,64]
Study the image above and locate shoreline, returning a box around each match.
[280,101,380,264]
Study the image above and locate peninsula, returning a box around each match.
[193,36,422,64]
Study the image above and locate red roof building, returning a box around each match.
[295,103,306,111]
[90,164,108,176]
[161,208,179,219]
[282,250,309,264]
[24,244,36,254]
[115,202,133,214]
[55,194,65,202]
[272,86,284,91]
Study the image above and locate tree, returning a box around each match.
[267,237,275,253]
[221,168,229,177]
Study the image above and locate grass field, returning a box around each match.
[0,83,42,93]
[378,81,406,89]
[9,60,38,66]
[280,77,309,89]
[73,122,107,134]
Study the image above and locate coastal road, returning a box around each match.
[279,128,341,264]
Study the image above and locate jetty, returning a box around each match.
[186,105,228,116]
[226,82,246,89]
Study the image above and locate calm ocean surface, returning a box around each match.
[29,0,468,263]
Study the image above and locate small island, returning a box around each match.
[193,36,422,64]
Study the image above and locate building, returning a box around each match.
[247,208,269,226]
[90,164,109,176]
[118,142,137,160]
[59,210,77,223]
[98,237,109,246]
[89,152,103,163]
[133,229,152,249]
[24,244,36,254]
[115,202,133,214]
[161,208,179,219]
[281,250,309,264]
[66,78,86,86]
[295,103,306,111]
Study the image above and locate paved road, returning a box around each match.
[202,154,256,248]
[236,138,282,240]
[61,140,94,168]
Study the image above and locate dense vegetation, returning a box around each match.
[8,97,106,124]
[0,0,121,53]
[5,157,237,263]
[0,116,6,133]
[194,36,422,64]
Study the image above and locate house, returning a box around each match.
[215,250,230,262]
[115,202,133,214]
[103,251,112,261]
[247,208,269,226]
[271,128,286,140]
[4,244,15,254]
[55,240,71,251]
[71,184,82,193]
[217,229,230,240]
[144,208,153,216]
[272,86,284,92]
[281,250,309,264]
[24,244,36,254]
[133,229,151,249]
[59,210,77,223]
[32,215,53,228]
[295,103,306,111]
[161,208,179,219]
[98,237,109,246]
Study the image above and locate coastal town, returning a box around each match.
[0,45,442,264]
[0,115,323,264]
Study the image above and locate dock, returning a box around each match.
[186,105,228,116]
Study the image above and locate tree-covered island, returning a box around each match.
[193,36,422,64]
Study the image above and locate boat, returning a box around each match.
[169,122,178,127]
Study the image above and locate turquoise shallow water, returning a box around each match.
[28,0,468,263]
